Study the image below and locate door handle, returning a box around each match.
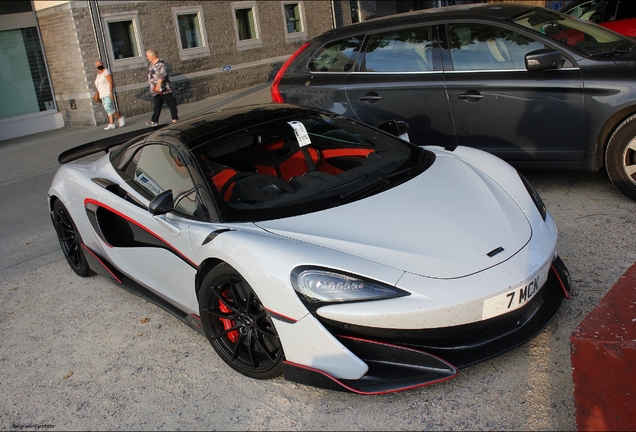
[359,93,382,102]
[458,93,484,101]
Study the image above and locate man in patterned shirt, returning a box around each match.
[145,49,178,126]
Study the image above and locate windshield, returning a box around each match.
[191,112,432,222]
[560,0,607,23]
[514,9,635,56]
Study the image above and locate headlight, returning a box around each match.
[519,173,547,221]
[291,267,409,306]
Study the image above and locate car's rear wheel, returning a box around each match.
[199,263,283,379]
[606,114,636,200]
[52,200,90,276]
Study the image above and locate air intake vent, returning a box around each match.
[487,247,505,257]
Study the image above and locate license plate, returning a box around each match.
[482,262,551,320]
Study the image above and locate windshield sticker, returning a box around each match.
[287,121,312,147]
[134,169,164,196]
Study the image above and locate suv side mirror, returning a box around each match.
[525,49,563,72]
[378,120,410,141]
[149,190,174,215]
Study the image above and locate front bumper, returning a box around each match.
[283,256,570,393]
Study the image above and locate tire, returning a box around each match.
[52,200,90,276]
[199,263,284,379]
[605,114,636,200]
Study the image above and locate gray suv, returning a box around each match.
[272,3,636,200]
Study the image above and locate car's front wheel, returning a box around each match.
[52,200,90,276]
[606,114,636,200]
[199,263,284,379]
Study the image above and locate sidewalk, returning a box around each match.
[0,83,271,185]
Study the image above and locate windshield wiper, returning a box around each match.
[617,46,635,53]
[337,176,390,203]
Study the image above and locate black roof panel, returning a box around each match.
[145,104,323,150]
[316,2,539,39]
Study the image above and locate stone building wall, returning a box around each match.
[37,3,104,126]
[37,1,335,127]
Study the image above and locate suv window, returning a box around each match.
[561,0,608,22]
[615,0,636,20]
[362,26,434,72]
[308,36,362,72]
[446,23,544,71]
[514,9,634,55]
[127,144,199,218]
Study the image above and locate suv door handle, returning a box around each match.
[359,92,382,103]
[458,91,484,101]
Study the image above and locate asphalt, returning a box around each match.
[0,83,272,183]
[1,82,636,430]
[0,83,271,279]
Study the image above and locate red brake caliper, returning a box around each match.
[219,291,239,343]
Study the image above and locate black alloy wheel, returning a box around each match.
[199,263,284,379]
[52,200,90,276]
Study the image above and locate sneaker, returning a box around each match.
[171,119,178,123]
[118,116,126,127]
[104,123,116,130]
[145,121,158,127]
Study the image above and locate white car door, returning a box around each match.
[100,143,200,313]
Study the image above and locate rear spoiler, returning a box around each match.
[58,127,159,164]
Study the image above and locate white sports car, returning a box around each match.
[49,104,571,394]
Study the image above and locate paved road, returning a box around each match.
[1,85,635,430]
[0,84,272,279]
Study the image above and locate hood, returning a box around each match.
[255,154,531,279]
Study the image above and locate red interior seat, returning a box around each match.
[254,137,375,180]
[212,168,239,201]
[254,138,321,181]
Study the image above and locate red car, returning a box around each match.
[560,0,636,37]
[600,18,636,37]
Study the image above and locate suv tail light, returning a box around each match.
[271,42,311,103]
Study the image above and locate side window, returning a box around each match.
[563,0,606,22]
[614,0,636,21]
[580,1,607,22]
[308,36,362,72]
[362,26,434,72]
[131,144,199,218]
[446,23,544,71]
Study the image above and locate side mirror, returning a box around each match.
[148,190,174,215]
[378,120,410,139]
[525,49,563,72]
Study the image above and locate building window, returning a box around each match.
[0,2,33,14]
[178,14,201,48]
[231,2,262,50]
[349,0,360,24]
[0,27,55,119]
[102,12,145,71]
[172,6,210,60]
[236,8,256,40]
[109,20,138,59]
[282,2,307,42]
